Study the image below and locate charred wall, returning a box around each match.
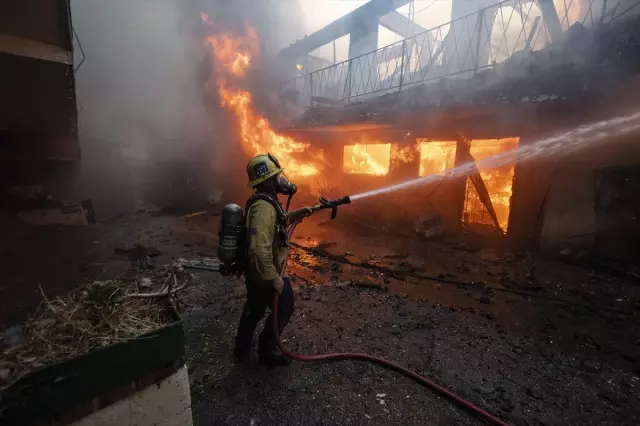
[517,134,640,259]
[509,79,640,258]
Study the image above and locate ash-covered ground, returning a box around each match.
[2,210,639,425]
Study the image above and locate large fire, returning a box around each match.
[343,142,421,175]
[463,138,519,231]
[418,138,518,232]
[418,140,457,177]
[343,143,391,175]
[201,18,324,177]
[200,16,519,230]
[391,144,417,164]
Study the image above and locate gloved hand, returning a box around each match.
[272,276,285,294]
[286,207,313,224]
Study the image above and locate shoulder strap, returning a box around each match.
[245,193,286,224]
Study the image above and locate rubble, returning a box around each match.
[413,211,444,239]
[114,243,164,268]
[175,257,222,272]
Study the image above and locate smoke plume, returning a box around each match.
[70,0,306,217]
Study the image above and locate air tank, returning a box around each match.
[218,203,244,266]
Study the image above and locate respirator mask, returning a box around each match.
[275,174,297,195]
[267,154,297,196]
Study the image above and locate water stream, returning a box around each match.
[349,111,640,201]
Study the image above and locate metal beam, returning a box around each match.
[537,0,563,42]
[379,10,427,37]
[278,0,411,59]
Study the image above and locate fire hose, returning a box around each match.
[272,196,509,426]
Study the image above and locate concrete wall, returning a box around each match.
[72,365,193,426]
[539,133,640,253]
[507,115,640,255]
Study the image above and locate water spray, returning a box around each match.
[351,110,640,201]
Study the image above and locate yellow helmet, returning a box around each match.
[246,153,283,188]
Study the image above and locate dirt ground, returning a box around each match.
[1,211,639,425]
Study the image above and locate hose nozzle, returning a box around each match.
[315,195,351,219]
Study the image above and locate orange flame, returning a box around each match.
[418,140,457,177]
[204,25,258,78]
[464,138,519,231]
[219,85,321,176]
[391,145,417,164]
[417,139,517,232]
[343,143,391,175]
[202,20,324,178]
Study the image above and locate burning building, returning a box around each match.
[202,0,637,262]
[199,15,523,236]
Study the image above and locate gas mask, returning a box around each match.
[266,153,297,196]
[275,173,297,195]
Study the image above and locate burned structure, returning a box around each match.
[272,0,640,260]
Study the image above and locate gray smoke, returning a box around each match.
[70,0,306,217]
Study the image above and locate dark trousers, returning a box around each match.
[234,277,295,354]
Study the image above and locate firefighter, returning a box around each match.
[233,153,311,365]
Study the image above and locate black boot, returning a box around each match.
[233,344,252,360]
[233,322,255,360]
[234,302,264,360]
[258,334,291,366]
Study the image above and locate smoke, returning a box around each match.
[72,0,197,152]
[70,0,307,217]
[200,0,306,54]
[199,0,307,120]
